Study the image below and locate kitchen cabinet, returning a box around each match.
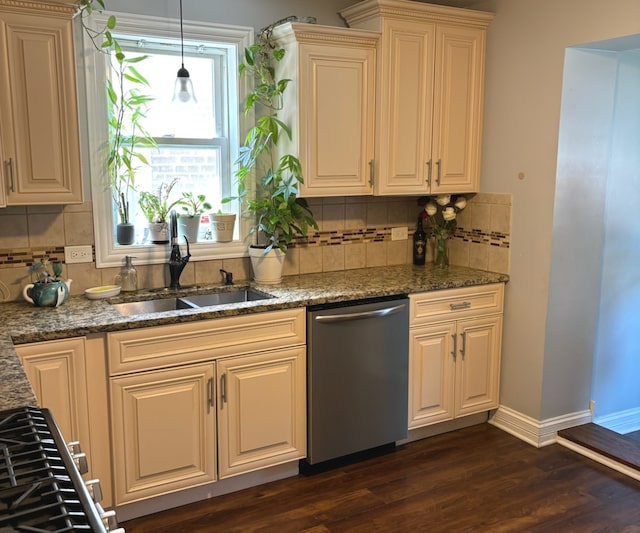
[408,283,503,429]
[107,308,306,505]
[341,0,493,196]
[0,1,83,205]
[272,23,378,197]
[217,347,306,479]
[15,335,113,507]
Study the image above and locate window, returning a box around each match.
[83,12,252,267]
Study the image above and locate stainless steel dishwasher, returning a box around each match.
[305,296,409,466]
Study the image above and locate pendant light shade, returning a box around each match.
[172,0,197,104]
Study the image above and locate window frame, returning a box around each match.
[81,11,253,268]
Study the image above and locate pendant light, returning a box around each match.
[172,0,197,104]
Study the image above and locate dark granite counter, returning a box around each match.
[0,264,508,410]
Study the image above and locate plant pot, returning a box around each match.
[210,213,236,242]
[116,223,135,245]
[248,246,285,284]
[23,279,72,307]
[177,215,201,244]
[148,221,169,244]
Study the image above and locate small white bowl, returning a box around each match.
[85,285,121,300]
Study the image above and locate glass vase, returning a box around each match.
[433,235,450,268]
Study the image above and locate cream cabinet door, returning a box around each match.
[0,6,82,204]
[217,347,306,479]
[408,322,456,428]
[455,315,502,417]
[110,362,217,505]
[16,337,90,449]
[272,23,378,197]
[374,18,434,196]
[296,40,376,196]
[430,24,485,194]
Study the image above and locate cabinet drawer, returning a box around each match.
[108,308,305,375]
[410,283,504,325]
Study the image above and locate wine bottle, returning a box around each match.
[413,216,426,265]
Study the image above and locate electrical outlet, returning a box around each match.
[65,245,93,264]
[391,227,408,241]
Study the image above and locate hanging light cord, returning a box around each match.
[179,0,185,69]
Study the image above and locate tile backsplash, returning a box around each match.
[0,193,511,302]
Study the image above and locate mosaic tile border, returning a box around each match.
[0,224,509,269]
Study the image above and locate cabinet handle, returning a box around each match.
[426,160,432,186]
[5,158,14,192]
[450,301,471,311]
[451,333,457,360]
[460,331,466,358]
[207,377,214,411]
[220,373,227,404]
[368,159,375,186]
[435,159,442,186]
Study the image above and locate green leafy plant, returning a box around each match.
[27,259,64,283]
[180,192,212,217]
[77,0,156,226]
[139,178,185,223]
[226,30,317,253]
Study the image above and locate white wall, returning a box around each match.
[103,0,353,30]
[592,49,640,423]
[470,0,640,421]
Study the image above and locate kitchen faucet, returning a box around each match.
[168,210,191,289]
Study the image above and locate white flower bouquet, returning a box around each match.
[418,194,468,266]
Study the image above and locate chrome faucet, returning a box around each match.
[168,210,191,289]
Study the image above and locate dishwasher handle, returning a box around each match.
[314,303,406,323]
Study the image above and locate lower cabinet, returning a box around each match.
[15,335,113,507]
[110,362,217,504]
[107,308,307,505]
[408,284,504,429]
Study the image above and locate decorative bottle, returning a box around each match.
[118,255,138,292]
[413,217,426,265]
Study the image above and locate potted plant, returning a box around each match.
[22,259,72,307]
[178,191,212,243]
[209,209,237,243]
[78,1,156,245]
[139,178,184,243]
[231,28,317,283]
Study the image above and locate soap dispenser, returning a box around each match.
[118,255,138,292]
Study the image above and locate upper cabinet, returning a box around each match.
[0,0,83,205]
[341,0,493,196]
[272,23,378,197]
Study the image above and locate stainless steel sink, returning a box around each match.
[179,289,274,308]
[110,288,274,316]
[110,298,196,316]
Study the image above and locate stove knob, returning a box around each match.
[101,509,119,530]
[72,451,88,474]
[85,479,103,503]
[67,441,82,455]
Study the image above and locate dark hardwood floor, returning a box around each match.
[559,423,640,472]
[122,424,640,532]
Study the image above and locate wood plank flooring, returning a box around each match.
[121,424,640,532]
[559,423,640,472]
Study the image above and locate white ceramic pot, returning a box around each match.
[177,215,201,244]
[210,213,236,242]
[148,221,169,244]
[248,246,285,284]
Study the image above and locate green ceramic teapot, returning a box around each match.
[23,279,72,307]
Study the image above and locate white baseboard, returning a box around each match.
[489,405,592,447]
[594,406,640,434]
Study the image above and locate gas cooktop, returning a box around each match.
[0,406,109,532]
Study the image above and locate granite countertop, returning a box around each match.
[0,264,508,410]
